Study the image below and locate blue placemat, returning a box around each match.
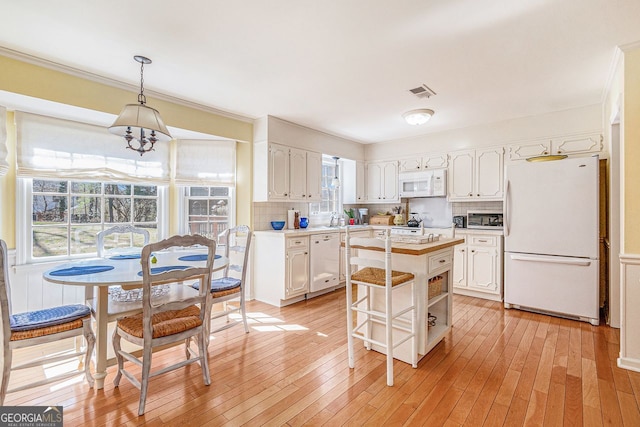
[137,265,191,276]
[109,254,141,260]
[49,265,115,276]
[178,254,222,262]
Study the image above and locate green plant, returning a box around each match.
[344,209,354,218]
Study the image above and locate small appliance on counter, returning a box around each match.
[467,210,503,229]
[453,215,466,228]
[287,209,300,229]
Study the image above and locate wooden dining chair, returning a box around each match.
[112,234,215,416]
[90,225,151,320]
[193,225,252,339]
[344,228,418,386]
[0,239,95,405]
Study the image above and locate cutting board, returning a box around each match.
[370,215,394,225]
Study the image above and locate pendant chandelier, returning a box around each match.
[108,55,172,156]
[331,156,340,189]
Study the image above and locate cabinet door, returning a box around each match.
[452,244,467,288]
[356,161,366,202]
[475,147,503,199]
[381,161,399,201]
[552,133,602,155]
[305,151,322,201]
[399,157,422,172]
[423,153,448,169]
[508,140,551,161]
[467,246,498,293]
[288,147,307,200]
[366,162,383,201]
[448,150,475,200]
[269,144,290,200]
[286,248,309,298]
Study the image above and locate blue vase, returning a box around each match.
[299,217,308,228]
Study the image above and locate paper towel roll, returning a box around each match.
[287,209,299,229]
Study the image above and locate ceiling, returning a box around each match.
[1,0,640,144]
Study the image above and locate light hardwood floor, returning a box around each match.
[4,289,640,426]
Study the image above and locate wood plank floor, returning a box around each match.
[4,289,640,426]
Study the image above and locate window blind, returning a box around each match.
[0,106,8,176]
[15,111,170,183]
[175,139,235,186]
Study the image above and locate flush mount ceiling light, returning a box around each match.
[402,109,434,125]
[108,55,172,156]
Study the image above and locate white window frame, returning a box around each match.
[309,156,343,223]
[177,185,236,239]
[16,177,168,265]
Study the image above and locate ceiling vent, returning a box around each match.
[408,84,436,99]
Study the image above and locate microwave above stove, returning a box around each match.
[398,168,447,198]
[467,210,503,229]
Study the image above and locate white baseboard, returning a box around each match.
[618,356,640,373]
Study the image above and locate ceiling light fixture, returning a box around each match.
[402,108,434,125]
[331,156,340,189]
[108,55,172,156]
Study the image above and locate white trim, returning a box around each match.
[618,357,640,373]
[620,253,640,263]
[0,46,254,125]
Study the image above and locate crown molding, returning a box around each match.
[0,46,254,124]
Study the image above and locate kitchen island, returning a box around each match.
[349,236,464,364]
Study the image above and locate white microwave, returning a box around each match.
[398,168,447,198]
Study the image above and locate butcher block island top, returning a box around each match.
[348,236,464,364]
[345,237,465,255]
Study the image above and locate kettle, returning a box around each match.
[407,213,422,227]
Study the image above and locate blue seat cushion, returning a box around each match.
[192,277,241,292]
[10,304,91,332]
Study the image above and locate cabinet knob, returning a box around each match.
[302,194,305,197]
[557,151,562,154]
[439,259,445,263]
[284,193,288,196]
[544,151,548,155]
[471,250,475,253]
[477,194,480,197]
[461,249,465,252]
[469,193,473,196]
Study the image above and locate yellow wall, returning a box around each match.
[0,111,16,248]
[0,54,253,247]
[624,47,640,252]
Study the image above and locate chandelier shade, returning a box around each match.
[108,55,172,155]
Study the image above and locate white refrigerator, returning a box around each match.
[504,155,599,325]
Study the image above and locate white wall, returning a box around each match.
[365,104,602,160]
[256,115,365,160]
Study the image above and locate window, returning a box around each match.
[310,157,341,216]
[183,186,233,238]
[29,179,160,259]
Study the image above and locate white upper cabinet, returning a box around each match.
[448,147,503,201]
[366,160,399,203]
[288,147,307,200]
[356,161,366,203]
[399,153,448,172]
[267,143,290,200]
[305,151,322,202]
[254,141,322,202]
[508,132,603,161]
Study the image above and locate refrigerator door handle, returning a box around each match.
[510,254,592,266]
[504,180,510,236]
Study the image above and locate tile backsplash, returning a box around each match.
[253,200,503,231]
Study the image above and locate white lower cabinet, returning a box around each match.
[253,232,309,307]
[452,231,503,301]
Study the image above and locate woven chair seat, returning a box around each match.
[116,305,202,339]
[192,277,241,298]
[10,317,89,341]
[351,267,414,286]
[10,304,91,332]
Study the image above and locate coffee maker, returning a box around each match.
[358,208,369,225]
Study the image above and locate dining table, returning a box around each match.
[42,249,228,389]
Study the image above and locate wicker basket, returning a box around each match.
[428,275,443,299]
